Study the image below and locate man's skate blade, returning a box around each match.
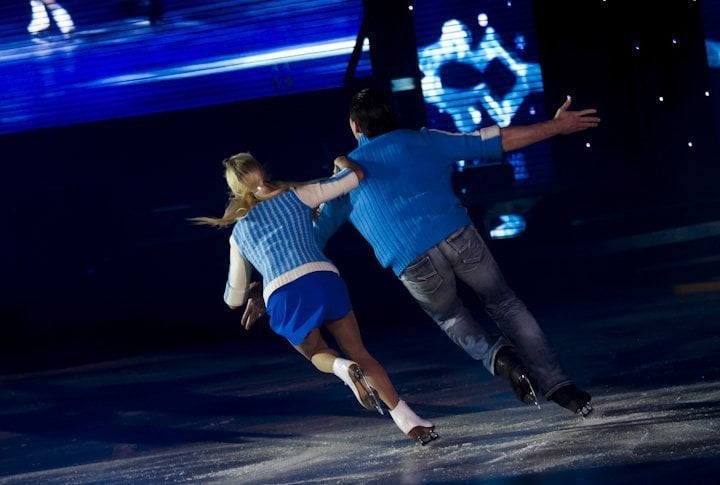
[525,377,541,410]
[577,403,593,419]
[517,374,541,409]
[408,426,439,446]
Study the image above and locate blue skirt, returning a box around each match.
[266,271,352,345]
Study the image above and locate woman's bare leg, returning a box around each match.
[293,328,338,373]
[324,311,400,410]
[295,327,380,411]
[295,317,437,443]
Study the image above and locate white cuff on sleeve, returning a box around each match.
[224,283,248,308]
[478,125,500,140]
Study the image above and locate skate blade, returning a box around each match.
[352,366,384,415]
[518,373,541,410]
[525,376,541,410]
[409,426,439,446]
[577,403,593,419]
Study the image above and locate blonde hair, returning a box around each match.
[192,152,300,227]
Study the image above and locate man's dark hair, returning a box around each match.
[349,88,398,139]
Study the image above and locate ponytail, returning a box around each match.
[191,152,305,228]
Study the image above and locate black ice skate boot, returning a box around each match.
[548,384,593,418]
[493,347,540,408]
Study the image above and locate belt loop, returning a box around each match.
[446,225,466,243]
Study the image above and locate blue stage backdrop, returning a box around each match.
[0,0,370,135]
[701,0,720,121]
[412,0,553,188]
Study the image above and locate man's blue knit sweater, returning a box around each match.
[316,126,503,275]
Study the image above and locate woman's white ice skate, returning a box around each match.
[389,400,439,445]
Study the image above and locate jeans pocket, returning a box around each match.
[400,256,443,295]
[446,226,484,263]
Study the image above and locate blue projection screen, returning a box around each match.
[701,0,720,122]
[413,0,552,187]
[704,0,720,68]
[0,0,369,135]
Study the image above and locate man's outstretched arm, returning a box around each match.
[500,97,601,152]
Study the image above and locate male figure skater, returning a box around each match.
[307,88,600,417]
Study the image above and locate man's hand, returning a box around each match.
[333,156,364,181]
[553,97,601,135]
[333,156,349,172]
[500,97,601,152]
[240,281,266,330]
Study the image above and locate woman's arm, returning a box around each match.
[224,236,252,309]
[295,158,363,208]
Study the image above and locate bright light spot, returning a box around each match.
[391,77,417,92]
[490,215,527,240]
[469,106,482,125]
[409,5,414,11]
[672,38,678,45]
[585,142,592,149]
[478,13,489,28]
[688,141,694,148]
[705,91,710,97]
[658,96,664,102]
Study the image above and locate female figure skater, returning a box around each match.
[27,0,75,35]
[194,152,438,445]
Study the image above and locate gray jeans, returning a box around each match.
[399,225,571,397]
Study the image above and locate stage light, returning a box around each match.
[490,214,527,240]
[705,91,711,97]
[658,96,664,102]
[391,77,418,92]
[585,142,592,149]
